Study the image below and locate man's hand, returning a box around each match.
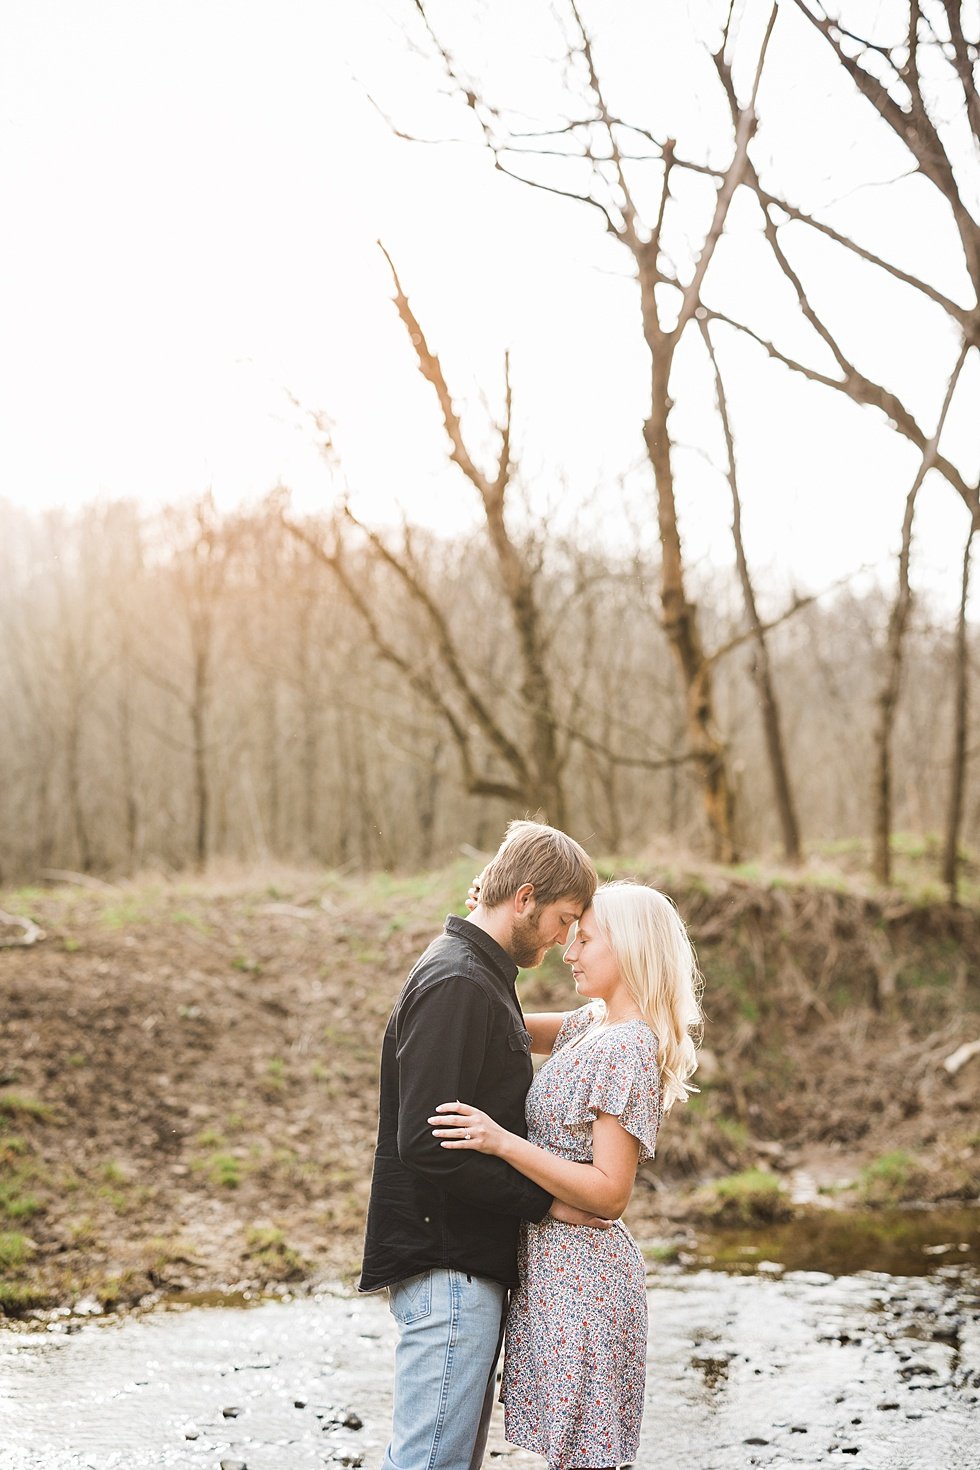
[548,1199,614,1229]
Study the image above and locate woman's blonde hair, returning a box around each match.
[591,881,703,1113]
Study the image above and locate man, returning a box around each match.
[359,820,600,1470]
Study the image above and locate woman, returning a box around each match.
[429,880,703,1470]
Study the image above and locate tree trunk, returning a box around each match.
[65,709,92,873]
[480,491,566,824]
[191,640,209,871]
[643,369,738,861]
[943,518,977,901]
[119,690,139,871]
[872,346,967,884]
[297,599,319,859]
[703,320,801,863]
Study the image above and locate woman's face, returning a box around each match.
[563,906,622,1004]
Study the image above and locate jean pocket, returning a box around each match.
[387,1270,432,1324]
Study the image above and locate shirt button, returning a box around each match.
[424,1216,430,1223]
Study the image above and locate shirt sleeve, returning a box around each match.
[563,1026,662,1163]
[394,975,553,1222]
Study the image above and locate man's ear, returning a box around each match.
[513,883,536,915]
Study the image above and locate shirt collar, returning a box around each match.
[444,914,519,985]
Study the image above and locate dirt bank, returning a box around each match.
[0,861,978,1313]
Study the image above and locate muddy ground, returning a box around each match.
[0,861,978,1313]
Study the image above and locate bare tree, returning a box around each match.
[944,513,978,901]
[152,496,241,870]
[697,0,979,876]
[377,243,568,823]
[387,1,780,858]
[700,320,803,864]
[872,345,969,882]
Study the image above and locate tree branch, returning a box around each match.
[703,308,979,514]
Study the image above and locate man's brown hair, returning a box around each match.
[478,820,597,911]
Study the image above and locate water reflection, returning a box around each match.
[678,1203,980,1276]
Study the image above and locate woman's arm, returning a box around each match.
[523,1012,569,1056]
[430,1102,640,1219]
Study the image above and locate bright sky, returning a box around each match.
[0,0,973,609]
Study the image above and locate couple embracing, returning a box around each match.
[359,821,703,1470]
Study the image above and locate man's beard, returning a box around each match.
[509,910,547,969]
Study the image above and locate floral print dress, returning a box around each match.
[501,1003,662,1470]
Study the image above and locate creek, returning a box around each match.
[1,1211,978,1470]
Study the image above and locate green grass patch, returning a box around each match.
[703,1168,794,1226]
[0,1094,54,1123]
[0,1163,43,1221]
[0,1280,49,1315]
[262,1057,287,1093]
[643,1240,683,1264]
[858,1150,929,1207]
[100,899,150,929]
[171,908,213,934]
[97,1186,130,1213]
[716,1117,750,1149]
[0,1231,32,1270]
[195,1151,243,1189]
[244,1225,309,1281]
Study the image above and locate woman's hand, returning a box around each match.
[464,876,481,912]
[428,1100,507,1155]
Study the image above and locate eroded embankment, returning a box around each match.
[0,862,977,1313]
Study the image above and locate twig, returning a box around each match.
[39,869,123,894]
[0,910,46,948]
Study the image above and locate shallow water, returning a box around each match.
[680,1203,980,1277]
[1,1263,978,1470]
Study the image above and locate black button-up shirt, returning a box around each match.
[358,915,553,1293]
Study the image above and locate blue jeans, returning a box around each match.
[382,1268,508,1470]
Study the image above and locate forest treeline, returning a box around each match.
[0,492,970,890]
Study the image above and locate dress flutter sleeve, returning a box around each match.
[563,1024,662,1163]
[552,1002,603,1051]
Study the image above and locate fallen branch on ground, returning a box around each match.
[0,909,46,948]
[943,1039,980,1077]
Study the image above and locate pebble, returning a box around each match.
[219,1461,246,1470]
[317,1407,364,1430]
[899,1361,938,1379]
[222,1405,243,1418]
